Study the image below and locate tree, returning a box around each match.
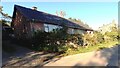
[56,10,66,18]
[104,20,118,41]
[0,6,12,26]
[56,11,59,16]
[0,6,12,21]
[68,17,90,28]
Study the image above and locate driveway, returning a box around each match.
[44,45,119,66]
[2,41,56,67]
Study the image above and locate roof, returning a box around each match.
[13,5,93,31]
[74,21,93,30]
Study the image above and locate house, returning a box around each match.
[11,5,93,39]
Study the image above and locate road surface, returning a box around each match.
[44,45,119,66]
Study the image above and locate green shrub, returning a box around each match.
[104,31,118,42]
[31,26,83,53]
[83,31,104,46]
[97,47,107,51]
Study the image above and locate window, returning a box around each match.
[44,24,49,32]
[67,28,74,34]
[73,29,85,34]
[71,29,74,34]
[44,24,61,32]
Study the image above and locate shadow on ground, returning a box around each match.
[2,40,57,67]
[73,45,119,67]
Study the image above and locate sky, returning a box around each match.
[1,0,119,2]
[0,2,118,30]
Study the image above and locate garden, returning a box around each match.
[20,25,119,57]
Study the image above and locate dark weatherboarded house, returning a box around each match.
[11,5,93,39]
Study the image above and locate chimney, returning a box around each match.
[32,6,37,10]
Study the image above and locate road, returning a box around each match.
[44,45,119,66]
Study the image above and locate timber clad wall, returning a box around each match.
[13,10,23,38]
[30,22,44,37]
[31,22,44,32]
[13,10,31,38]
[13,10,44,39]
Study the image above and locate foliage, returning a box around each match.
[94,31,104,43]
[68,17,90,28]
[60,40,118,57]
[104,31,118,41]
[0,6,11,26]
[104,23,118,42]
[68,17,82,23]
[31,20,119,56]
[56,10,66,17]
[98,20,118,42]
[82,31,104,46]
[0,6,12,22]
[31,26,83,53]
[118,27,120,40]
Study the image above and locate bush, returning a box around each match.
[82,31,104,46]
[97,47,107,51]
[104,31,118,42]
[31,26,83,53]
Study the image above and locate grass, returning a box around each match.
[58,40,118,57]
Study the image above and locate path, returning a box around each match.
[44,45,119,66]
[2,41,56,67]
